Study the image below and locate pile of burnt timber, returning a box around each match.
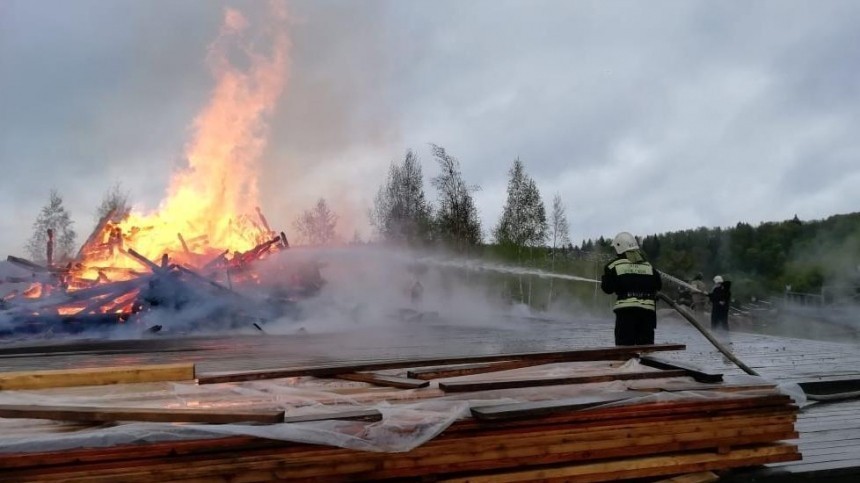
[0,208,320,336]
[0,344,801,482]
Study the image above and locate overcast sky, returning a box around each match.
[2,0,859,255]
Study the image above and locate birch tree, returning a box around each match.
[493,158,547,249]
[493,159,547,303]
[430,144,482,252]
[548,193,571,305]
[549,193,571,256]
[371,150,433,245]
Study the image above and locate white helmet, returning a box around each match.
[611,232,638,255]
[713,275,724,284]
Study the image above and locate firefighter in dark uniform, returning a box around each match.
[600,232,662,346]
[709,275,731,333]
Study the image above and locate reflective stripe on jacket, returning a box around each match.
[601,255,662,312]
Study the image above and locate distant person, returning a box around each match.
[690,272,708,318]
[709,275,732,335]
[410,278,424,306]
[601,232,663,346]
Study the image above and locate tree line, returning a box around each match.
[572,213,860,302]
[23,146,860,307]
[370,145,570,255]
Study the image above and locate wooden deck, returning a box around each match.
[0,310,858,481]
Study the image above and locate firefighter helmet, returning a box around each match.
[611,232,639,255]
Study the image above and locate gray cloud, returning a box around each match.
[2,0,859,255]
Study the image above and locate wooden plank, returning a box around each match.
[630,380,776,393]
[471,393,643,421]
[775,459,860,474]
[0,426,798,482]
[443,414,798,452]
[0,407,797,471]
[0,404,284,424]
[440,369,688,393]
[282,409,382,423]
[639,354,724,383]
[442,410,798,449]
[789,445,860,459]
[0,346,210,360]
[439,444,800,483]
[0,428,799,483]
[387,423,799,465]
[793,429,860,444]
[654,471,719,483]
[407,360,548,380]
[334,372,430,389]
[125,248,164,273]
[337,428,800,481]
[799,378,860,396]
[798,420,860,433]
[450,395,795,434]
[196,344,686,384]
[0,363,195,390]
[776,449,860,466]
[0,436,274,470]
[796,438,860,451]
[6,255,56,273]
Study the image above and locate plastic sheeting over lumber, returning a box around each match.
[0,359,800,455]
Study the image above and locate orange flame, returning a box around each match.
[22,283,43,299]
[75,2,290,280]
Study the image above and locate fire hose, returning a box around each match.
[656,285,860,403]
[656,291,759,377]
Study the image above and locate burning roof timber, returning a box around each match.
[0,4,296,337]
[0,209,326,337]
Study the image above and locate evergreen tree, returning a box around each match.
[430,144,482,251]
[493,159,547,250]
[371,150,433,245]
[26,190,77,264]
[293,198,338,245]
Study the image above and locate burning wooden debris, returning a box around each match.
[1,208,317,337]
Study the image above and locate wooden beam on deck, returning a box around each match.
[334,373,430,389]
[438,444,800,483]
[407,360,548,380]
[654,471,719,483]
[639,354,724,383]
[439,369,688,393]
[471,393,642,421]
[0,363,195,390]
[196,344,686,384]
[0,404,284,424]
[283,409,382,423]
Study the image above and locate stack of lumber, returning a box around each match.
[0,393,799,482]
[0,344,801,482]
